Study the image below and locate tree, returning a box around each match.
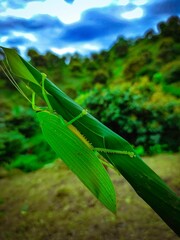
[111,37,130,58]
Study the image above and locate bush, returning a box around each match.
[137,66,156,79]
[86,61,98,71]
[112,37,130,58]
[162,84,180,97]
[158,38,177,63]
[92,69,109,84]
[6,154,40,172]
[0,106,56,171]
[6,153,54,172]
[0,130,26,163]
[153,72,164,83]
[70,62,82,76]
[124,50,152,80]
[77,87,180,154]
[164,65,180,84]
[134,145,145,156]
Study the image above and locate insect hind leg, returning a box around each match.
[94,148,136,158]
[66,109,88,126]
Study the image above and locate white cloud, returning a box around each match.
[112,0,148,6]
[0,0,174,58]
[82,43,100,51]
[18,45,26,52]
[112,0,129,6]
[51,43,102,56]
[0,36,8,43]
[132,0,148,5]
[121,7,144,20]
[1,0,114,24]
[50,47,76,55]
[12,31,37,42]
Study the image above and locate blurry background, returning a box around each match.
[0,0,180,239]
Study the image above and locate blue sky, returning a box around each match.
[0,0,179,56]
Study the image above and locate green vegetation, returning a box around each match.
[76,84,179,154]
[0,105,56,171]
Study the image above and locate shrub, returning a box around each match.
[6,154,40,172]
[124,50,152,80]
[153,72,164,84]
[92,69,109,84]
[6,152,54,172]
[0,130,26,163]
[0,106,56,171]
[112,37,130,58]
[164,65,180,84]
[158,38,177,63]
[70,62,82,76]
[162,84,180,97]
[137,66,156,79]
[86,61,98,71]
[77,87,180,154]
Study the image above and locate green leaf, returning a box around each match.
[1,47,39,85]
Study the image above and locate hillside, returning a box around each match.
[22,16,180,97]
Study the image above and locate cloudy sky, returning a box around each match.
[0,0,179,57]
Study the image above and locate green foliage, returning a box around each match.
[153,72,164,83]
[162,84,180,97]
[134,145,145,156]
[70,61,82,76]
[144,29,155,39]
[149,144,168,155]
[0,105,56,171]
[111,37,130,58]
[157,16,180,42]
[92,69,109,84]
[86,60,98,71]
[6,154,41,172]
[123,50,152,80]
[137,66,156,79]
[163,64,180,84]
[158,38,177,63]
[77,86,180,154]
[0,130,26,163]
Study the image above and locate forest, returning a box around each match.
[0,16,180,240]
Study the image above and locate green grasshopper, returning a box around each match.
[32,73,135,213]
[0,55,135,212]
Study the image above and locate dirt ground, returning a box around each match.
[0,153,179,240]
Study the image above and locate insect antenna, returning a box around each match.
[0,53,32,104]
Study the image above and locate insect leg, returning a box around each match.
[66,109,88,126]
[32,91,38,111]
[94,148,136,158]
[41,73,53,113]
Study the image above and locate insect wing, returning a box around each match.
[37,111,116,213]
